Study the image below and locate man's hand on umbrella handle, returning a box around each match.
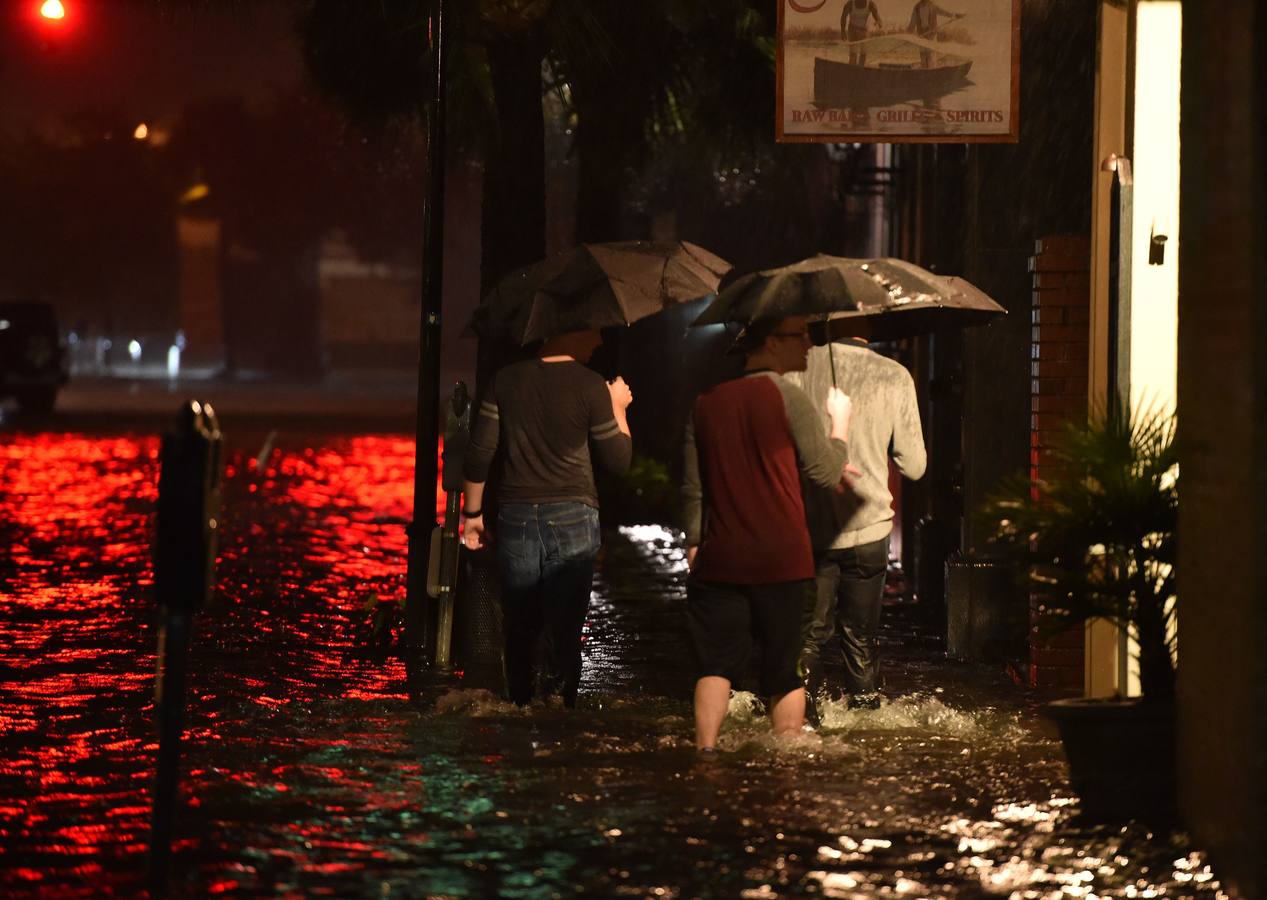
[826,387,853,441]
[463,514,490,550]
[608,376,633,410]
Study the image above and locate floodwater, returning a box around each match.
[0,430,1225,897]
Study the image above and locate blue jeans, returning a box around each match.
[496,502,601,707]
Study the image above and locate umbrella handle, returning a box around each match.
[829,343,838,387]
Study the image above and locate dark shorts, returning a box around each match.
[686,578,814,697]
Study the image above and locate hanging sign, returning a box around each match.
[777,0,1020,143]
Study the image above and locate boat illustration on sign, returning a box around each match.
[814,36,973,107]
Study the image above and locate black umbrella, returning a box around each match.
[469,240,731,345]
[812,259,1007,343]
[690,254,866,328]
[692,254,1005,383]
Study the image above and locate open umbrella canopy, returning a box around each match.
[469,241,731,345]
[691,254,867,327]
[816,258,1007,343]
[691,254,1005,342]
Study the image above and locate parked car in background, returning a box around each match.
[0,299,68,415]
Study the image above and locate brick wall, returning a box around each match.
[1028,235,1090,691]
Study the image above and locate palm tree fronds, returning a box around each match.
[979,397,1178,701]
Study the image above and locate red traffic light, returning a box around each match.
[28,0,79,51]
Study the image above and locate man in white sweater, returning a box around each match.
[786,329,927,709]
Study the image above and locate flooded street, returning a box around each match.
[0,427,1225,897]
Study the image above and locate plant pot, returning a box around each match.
[1043,697,1176,823]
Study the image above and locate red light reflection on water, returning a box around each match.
[0,431,444,893]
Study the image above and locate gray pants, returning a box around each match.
[801,537,889,696]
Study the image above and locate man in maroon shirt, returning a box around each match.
[682,315,852,751]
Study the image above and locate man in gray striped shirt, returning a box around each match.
[463,328,633,707]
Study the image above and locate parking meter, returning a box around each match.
[428,383,470,669]
[149,400,222,891]
[440,382,470,494]
[155,401,223,612]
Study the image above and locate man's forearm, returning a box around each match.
[681,418,704,545]
[462,480,486,514]
[779,381,849,489]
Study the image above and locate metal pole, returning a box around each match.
[1109,158,1133,406]
[148,401,221,893]
[148,611,190,893]
[405,0,448,658]
[1104,156,1134,696]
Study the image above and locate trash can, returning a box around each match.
[451,548,506,693]
[945,552,1027,663]
[915,515,951,619]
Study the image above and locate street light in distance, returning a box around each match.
[30,0,77,52]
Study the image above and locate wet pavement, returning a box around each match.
[0,427,1227,897]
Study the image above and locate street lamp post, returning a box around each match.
[404,0,448,664]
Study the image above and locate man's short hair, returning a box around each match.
[731,318,779,356]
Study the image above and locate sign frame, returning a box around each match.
[775,0,1021,144]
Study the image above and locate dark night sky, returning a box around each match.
[0,0,446,381]
[0,0,303,136]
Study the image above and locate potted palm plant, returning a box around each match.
[980,400,1177,821]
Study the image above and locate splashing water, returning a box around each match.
[817,691,1028,741]
[434,688,523,717]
